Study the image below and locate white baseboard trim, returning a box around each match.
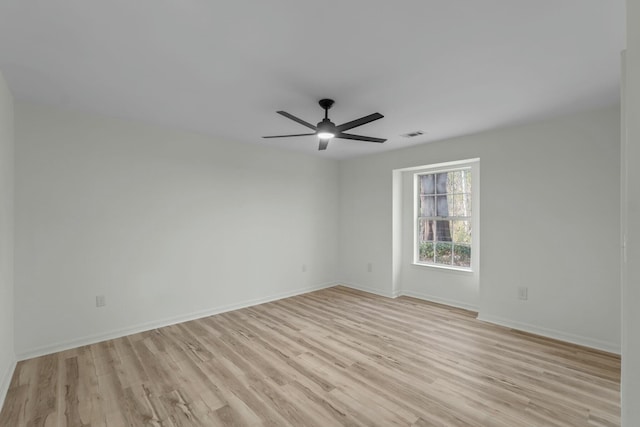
[337,283,477,312]
[338,282,399,298]
[336,283,618,354]
[16,281,619,360]
[0,357,17,411]
[399,289,479,312]
[17,281,337,361]
[477,313,620,355]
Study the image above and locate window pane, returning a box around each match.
[420,174,435,195]
[419,195,435,216]
[453,245,471,267]
[450,194,459,216]
[419,241,435,263]
[451,194,470,217]
[446,171,454,193]
[435,173,448,194]
[436,195,450,216]
[452,220,471,244]
[435,242,452,264]
[462,194,471,217]
[418,218,436,242]
[448,170,462,193]
[435,220,452,242]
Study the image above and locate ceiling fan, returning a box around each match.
[263,99,386,151]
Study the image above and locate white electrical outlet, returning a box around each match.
[517,287,528,300]
[367,262,373,273]
[96,295,106,308]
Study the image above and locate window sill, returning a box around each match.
[411,262,473,273]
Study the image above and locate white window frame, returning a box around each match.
[413,159,479,272]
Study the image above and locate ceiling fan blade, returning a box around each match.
[318,139,329,151]
[262,133,316,138]
[277,111,317,130]
[336,133,386,143]
[336,113,384,132]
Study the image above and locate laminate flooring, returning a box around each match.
[0,286,621,426]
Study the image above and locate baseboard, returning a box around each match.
[399,289,479,312]
[338,282,399,298]
[337,284,618,354]
[477,313,620,355]
[17,281,337,361]
[16,281,619,360]
[0,357,17,411]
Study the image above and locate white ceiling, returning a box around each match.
[0,0,626,159]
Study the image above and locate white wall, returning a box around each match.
[622,0,639,423]
[14,103,339,358]
[339,106,621,352]
[0,71,15,406]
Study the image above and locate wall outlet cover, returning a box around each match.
[517,287,528,300]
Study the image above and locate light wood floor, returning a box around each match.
[0,286,620,426]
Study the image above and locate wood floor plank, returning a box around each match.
[0,286,621,426]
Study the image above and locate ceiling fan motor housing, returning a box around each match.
[317,118,336,134]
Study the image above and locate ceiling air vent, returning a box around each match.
[401,130,425,138]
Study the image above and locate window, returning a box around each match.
[415,167,473,269]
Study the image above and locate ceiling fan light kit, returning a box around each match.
[263,99,386,151]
